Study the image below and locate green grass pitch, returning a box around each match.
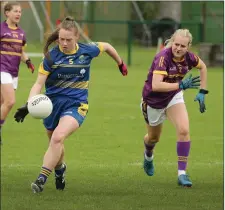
[1,45,223,210]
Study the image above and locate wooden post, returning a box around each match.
[59,0,65,19]
[45,0,51,35]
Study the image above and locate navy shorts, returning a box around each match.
[43,96,88,131]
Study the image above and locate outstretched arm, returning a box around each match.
[152,74,180,92]
[152,73,200,92]
[99,42,128,76]
[100,42,122,65]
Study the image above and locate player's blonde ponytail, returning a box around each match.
[164,29,193,48]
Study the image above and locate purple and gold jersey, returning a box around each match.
[0,21,26,77]
[142,47,200,109]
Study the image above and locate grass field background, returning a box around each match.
[1,44,223,210]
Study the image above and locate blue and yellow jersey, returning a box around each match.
[38,42,104,103]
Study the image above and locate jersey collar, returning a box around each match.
[172,57,185,62]
[4,20,18,30]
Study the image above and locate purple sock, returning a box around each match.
[177,141,191,170]
[0,120,5,126]
[144,142,156,157]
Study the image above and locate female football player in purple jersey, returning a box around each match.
[14,16,128,193]
[141,29,208,187]
[0,2,35,144]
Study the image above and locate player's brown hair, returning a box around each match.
[3,1,21,16]
[43,16,78,58]
[164,29,193,48]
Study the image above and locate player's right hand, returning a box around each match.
[179,74,200,90]
[194,89,209,113]
[118,61,128,76]
[14,103,29,123]
[26,58,35,73]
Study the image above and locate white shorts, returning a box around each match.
[1,72,18,89]
[141,91,184,126]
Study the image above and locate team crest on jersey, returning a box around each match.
[78,55,86,64]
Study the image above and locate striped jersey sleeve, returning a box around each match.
[153,55,168,76]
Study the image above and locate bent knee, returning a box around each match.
[144,134,160,143]
[3,99,16,109]
[50,132,66,145]
[177,127,189,137]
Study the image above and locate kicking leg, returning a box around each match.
[31,116,79,193]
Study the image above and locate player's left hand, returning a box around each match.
[118,61,128,76]
[26,58,35,73]
[14,103,29,123]
[194,89,209,113]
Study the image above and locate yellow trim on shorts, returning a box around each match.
[78,103,89,117]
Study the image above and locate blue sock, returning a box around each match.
[38,166,52,184]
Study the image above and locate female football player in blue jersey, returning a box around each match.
[0,2,35,144]
[141,29,208,187]
[14,16,128,193]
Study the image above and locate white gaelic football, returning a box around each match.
[28,94,53,119]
